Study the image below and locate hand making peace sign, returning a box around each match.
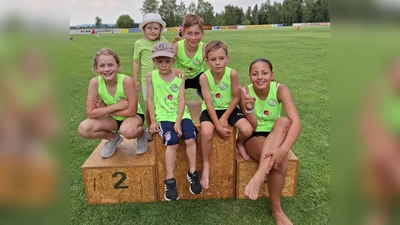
[239,84,256,110]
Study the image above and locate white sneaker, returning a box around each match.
[145,128,153,141]
[136,134,149,154]
[101,134,123,158]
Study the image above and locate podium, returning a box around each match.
[81,101,298,204]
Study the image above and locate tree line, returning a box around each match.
[70,0,329,29]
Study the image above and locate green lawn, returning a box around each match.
[70,26,330,224]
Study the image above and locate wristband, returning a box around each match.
[245,107,254,114]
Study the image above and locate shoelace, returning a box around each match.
[164,183,176,191]
[192,175,200,185]
[105,136,119,147]
[189,174,200,185]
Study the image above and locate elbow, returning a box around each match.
[128,112,137,117]
[87,114,96,119]
[123,109,136,117]
[86,111,93,119]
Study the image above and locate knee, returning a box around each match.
[279,159,288,172]
[120,127,139,139]
[185,138,196,146]
[241,124,253,137]
[201,127,213,140]
[78,121,91,138]
[273,117,291,133]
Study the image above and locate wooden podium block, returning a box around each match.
[154,127,236,200]
[186,101,202,126]
[235,150,298,199]
[154,101,236,200]
[81,138,157,204]
[199,127,236,199]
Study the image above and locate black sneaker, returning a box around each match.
[187,171,202,195]
[164,178,179,201]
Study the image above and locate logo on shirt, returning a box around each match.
[260,109,272,120]
[268,98,277,107]
[186,67,194,75]
[212,92,227,108]
[219,82,228,90]
[170,84,178,92]
[193,58,200,65]
[164,94,178,113]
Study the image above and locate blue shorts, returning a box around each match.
[158,119,197,146]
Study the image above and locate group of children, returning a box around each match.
[78,12,301,225]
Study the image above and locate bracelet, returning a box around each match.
[245,107,254,114]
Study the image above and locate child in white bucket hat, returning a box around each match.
[132,13,168,142]
[133,13,184,142]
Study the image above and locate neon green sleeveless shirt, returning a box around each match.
[176,39,205,79]
[248,82,282,132]
[151,70,191,122]
[98,73,143,121]
[201,67,233,111]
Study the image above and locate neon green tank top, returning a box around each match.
[151,70,191,122]
[98,74,143,121]
[248,82,282,132]
[201,67,233,111]
[176,40,205,79]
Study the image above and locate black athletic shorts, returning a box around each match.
[243,131,270,145]
[199,107,245,126]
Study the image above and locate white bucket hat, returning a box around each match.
[139,13,166,31]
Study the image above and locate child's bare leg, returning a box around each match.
[78,117,118,141]
[268,157,292,225]
[165,145,178,179]
[244,117,291,200]
[236,132,250,160]
[185,138,197,173]
[235,118,253,160]
[200,122,214,189]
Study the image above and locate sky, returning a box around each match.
[70,0,282,26]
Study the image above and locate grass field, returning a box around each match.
[70,26,330,224]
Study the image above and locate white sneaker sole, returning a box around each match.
[164,193,179,201]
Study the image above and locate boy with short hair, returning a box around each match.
[173,14,207,98]
[146,42,202,201]
[199,40,253,189]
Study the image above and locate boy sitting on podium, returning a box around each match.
[146,42,202,201]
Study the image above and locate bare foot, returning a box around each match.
[236,142,250,160]
[271,210,293,225]
[200,164,210,189]
[244,175,263,200]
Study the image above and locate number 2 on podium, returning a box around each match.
[112,172,128,189]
